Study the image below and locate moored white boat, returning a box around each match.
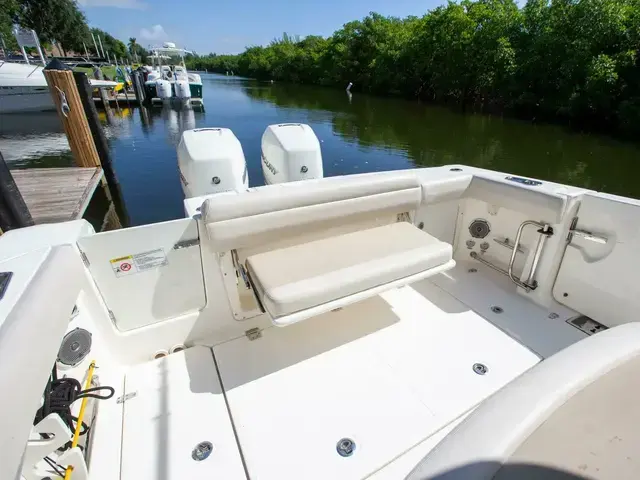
[2,123,639,480]
[0,61,118,114]
[0,62,55,113]
[143,42,203,106]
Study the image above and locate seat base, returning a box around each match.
[246,222,454,326]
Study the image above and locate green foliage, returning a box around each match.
[187,0,640,136]
[16,0,90,55]
[0,0,19,51]
[91,28,127,60]
[3,0,141,62]
[127,37,147,63]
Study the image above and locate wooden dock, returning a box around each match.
[12,167,104,224]
[93,93,139,106]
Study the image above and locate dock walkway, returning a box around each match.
[12,167,104,224]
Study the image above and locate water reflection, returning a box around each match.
[3,74,639,228]
[244,82,640,198]
[153,106,203,145]
[0,112,73,167]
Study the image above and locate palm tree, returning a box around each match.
[128,37,137,62]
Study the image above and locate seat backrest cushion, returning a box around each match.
[203,172,421,252]
[420,174,473,205]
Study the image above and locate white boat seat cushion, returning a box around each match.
[246,222,454,325]
[203,172,421,252]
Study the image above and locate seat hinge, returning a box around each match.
[396,212,411,223]
[79,250,90,267]
[116,391,137,404]
[173,238,200,250]
[245,327,262,341]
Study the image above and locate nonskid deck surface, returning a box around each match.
[213,277,540,479]
[115,268,579,479]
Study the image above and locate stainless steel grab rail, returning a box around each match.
[470,220,553,291]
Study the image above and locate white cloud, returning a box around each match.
[78,0,147,9]
[139,25,169,43]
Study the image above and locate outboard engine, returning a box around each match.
[175,80,191,105]
[156,79,172,103]
[177,128,248,198]
[261,123,323,185]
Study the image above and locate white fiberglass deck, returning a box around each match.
[101,266,587,480]
[214,273,541,480]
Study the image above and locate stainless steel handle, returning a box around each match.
[571,229,608,244]
[471,220,552,292]
[568,217,608,245]
[507,221,550,291]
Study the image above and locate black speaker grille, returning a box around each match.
[58,328,92,366]
[469,219,491,239]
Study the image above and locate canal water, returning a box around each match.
[2,73,639,226]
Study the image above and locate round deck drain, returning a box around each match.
[337,438,356,457]
[473,363,488,375]
[491,306,503,314]
[192,441,213,461]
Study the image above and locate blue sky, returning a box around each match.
[78,0,442,54]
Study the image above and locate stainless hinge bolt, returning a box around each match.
[473,363,488,375]
[337,438,355,457]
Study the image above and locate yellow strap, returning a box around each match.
[64,360,96,480]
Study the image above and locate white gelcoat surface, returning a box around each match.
[120,346,245,480]
[554,192,640,328]
[368,411,472,480]
[0,220,93,262]
[0,247,83,480]
[431,262,585,358]
[215,282,539,480]
[77,218,206,331]
[2,165,624,480]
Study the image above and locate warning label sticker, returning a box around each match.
[110,255,136,277]
[110,249,168,277]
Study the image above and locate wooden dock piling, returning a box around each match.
[43,69,103,169]
[92,67,115,124]
[44,66,124,229]
[73,71,130,226]
[131,70,146,104]
[73,73,117,185]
